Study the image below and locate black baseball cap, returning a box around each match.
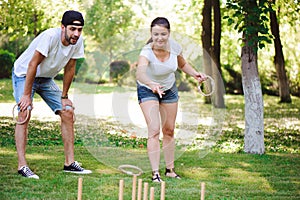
[61,10,84,27]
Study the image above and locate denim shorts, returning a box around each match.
[137,82,179,104]
[12,70,63,114]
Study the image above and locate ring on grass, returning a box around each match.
[198,75,215,96]
[12,104,31,125]
[118,164,143,176]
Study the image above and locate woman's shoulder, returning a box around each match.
[169,38,182,55]
[142,43,152,50]
[140,43,152,54]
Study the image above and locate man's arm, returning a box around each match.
[18,51,45,111]
[61,58,76,107]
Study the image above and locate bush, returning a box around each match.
[109,60,130,85]
[0,49,15,78]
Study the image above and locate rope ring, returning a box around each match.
[12,104,30,125]
[198,75,215,96]
[118,164,143,176]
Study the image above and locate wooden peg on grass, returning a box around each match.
[149,187,155,200]
[77,177,83,200]
[160,181,165,200]
[132,175,137,200]
[143,182,148,200]
[119,179,124,200]
[137,179,143,200]
[200,182,205,200]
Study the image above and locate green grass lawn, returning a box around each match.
[0,78,299,199]
[0,145,299,200]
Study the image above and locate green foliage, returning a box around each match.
[0,49,15,78]
[0,0,47,40]
[224,0,273,51]
[85,0,135,61]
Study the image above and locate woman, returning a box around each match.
[136,17,207,182]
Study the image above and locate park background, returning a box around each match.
[0,0,299,199]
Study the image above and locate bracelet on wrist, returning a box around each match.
[61,94,68,99]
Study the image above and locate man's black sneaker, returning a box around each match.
[63,161,92,174]
[18,166,39,179]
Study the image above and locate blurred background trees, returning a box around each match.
[0,0,299,97]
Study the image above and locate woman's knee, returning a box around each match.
[148,129,160,140]
[162,126,175,137]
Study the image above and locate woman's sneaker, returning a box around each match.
[63,161,92,174]
[18,166,39,179]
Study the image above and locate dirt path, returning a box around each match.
[0,93,145,124]
[1,92,204,138]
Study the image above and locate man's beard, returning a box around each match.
[65,32,78,45]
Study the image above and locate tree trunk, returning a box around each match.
[211,0,225,108]
[241,44,265,155]
[201,0,212,104]
[269,1,292,103]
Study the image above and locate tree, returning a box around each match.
[269,0,292,103]
[0,0,48,57]
[84,0,135,62]
[201,0,213,104]
[211,0,225,108]
[225,0,273,154]
[201,0,225,108]
[0,0,47,39]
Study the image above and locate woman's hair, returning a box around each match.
[150,17,170,31]
[147,17,170,44]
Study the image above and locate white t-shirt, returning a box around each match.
[138,38,182,90]
[14,28,84,78]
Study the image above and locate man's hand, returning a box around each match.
[61,98,74,110]
[18,95,33,112]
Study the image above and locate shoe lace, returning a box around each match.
[71,161,84,170]
[22,166,35,176]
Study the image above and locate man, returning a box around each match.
[12,10,92,179]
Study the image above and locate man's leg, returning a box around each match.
[15,111,31,169]
[59,108,75,166]
[12,72,39,179]
[39,79,91,174]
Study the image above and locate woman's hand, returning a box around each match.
[149,83,165,98]
[194,72,207,83]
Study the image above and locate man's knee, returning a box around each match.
[59,109,74,121]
